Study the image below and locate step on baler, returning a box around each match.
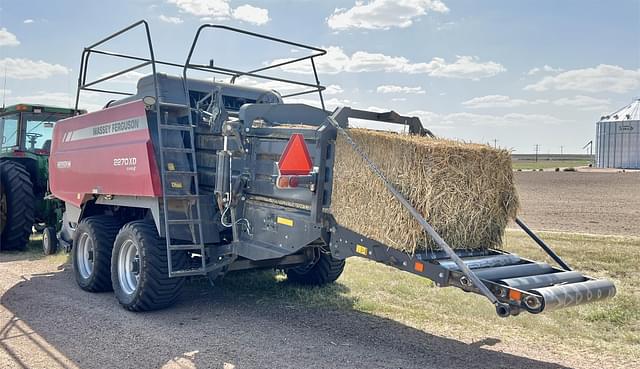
[49,21,615,316]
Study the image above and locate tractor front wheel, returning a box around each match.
[0,161,35,251]
[42,227,58,255]
[111,221,185,311]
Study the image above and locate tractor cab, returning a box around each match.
[0,104,81,155]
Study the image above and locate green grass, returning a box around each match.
[221,230,639,365]
[512,160,590,170]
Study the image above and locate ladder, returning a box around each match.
[156,102,206,277]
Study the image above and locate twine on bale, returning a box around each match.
[331,129,519,254]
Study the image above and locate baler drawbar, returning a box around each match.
[49,20,615,316]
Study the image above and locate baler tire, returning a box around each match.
[286,251,345,285]
[72,216,122,292]
[111,221,186,312]
[0,161,35,251]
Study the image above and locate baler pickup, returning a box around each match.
[329,221,615,316]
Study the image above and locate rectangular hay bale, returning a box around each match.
[331,129,519,253]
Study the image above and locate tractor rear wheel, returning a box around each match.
[0,161,35,251]
[111,221,186,311]
[72,216,122,292]
[286,250,345,285]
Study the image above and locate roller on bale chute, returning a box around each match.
[48,20,615,315]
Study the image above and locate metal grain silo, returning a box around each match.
[595,99,640,169]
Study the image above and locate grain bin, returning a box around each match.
[595,99,640,169]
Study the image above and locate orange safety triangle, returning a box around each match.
[278,133,313,175]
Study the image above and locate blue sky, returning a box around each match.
[1,0,639,153]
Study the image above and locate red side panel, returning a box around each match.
[50,100,162,207]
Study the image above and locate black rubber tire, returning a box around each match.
[72,216,122,292]
[111,221,186,312]
[286,251,345,285]
[0,161,35,251]
[42,226,58,255]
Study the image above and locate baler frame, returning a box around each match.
[58,20,616,316]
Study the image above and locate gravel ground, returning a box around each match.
[513,171,640,236]
[0,256,570,369]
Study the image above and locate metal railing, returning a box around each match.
[74,20,328,111]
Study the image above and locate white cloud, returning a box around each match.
[553,95,611,111]
[527,65,564,75]
[462,95,547,108]
[23,19,34,24]
[167,0,270,25]
[7,91,104,112]
[97,71,146,85]
[409,110,570,128]
[159,14,184,24]
[167,0,231,19]
[285,97,354,111]
[8,92,74,109]
[525,64,640,93]
[376,85,425,94]
[324,84,344,95]
[462,94,611,112]
[271,47,505,79]
[0,28,20,47]
[235,76,301,94]
[423,56,506,80]
[0,58,70,79]
[232,4,270,25]
[327,0,449,30]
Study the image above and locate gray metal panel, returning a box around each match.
[595,119,640,169]
[235,201,324,260]
[239,103,329,127]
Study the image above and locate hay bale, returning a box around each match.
[331,129,519,254]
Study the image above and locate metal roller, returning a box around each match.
[473,262,554,281]
[531,279,617,311]
[498,271,586,290]
[438,254,521,271]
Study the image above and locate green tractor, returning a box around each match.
[0,103,81,253]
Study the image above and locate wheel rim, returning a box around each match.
[77,233,94,279]
[0,185,7,235]
[118,239,140,295]
[43,230,49,252]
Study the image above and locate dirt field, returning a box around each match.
[514,171,640,236]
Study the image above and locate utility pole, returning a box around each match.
[493,139,498,149]
[534,144,540,162]
[560,146,564,155]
